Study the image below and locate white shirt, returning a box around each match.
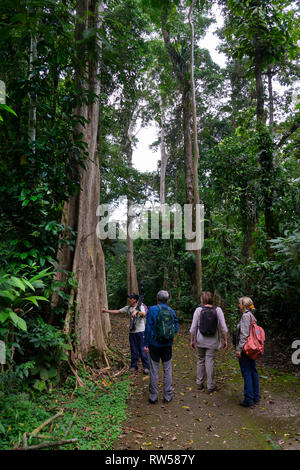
[119,304,146,333]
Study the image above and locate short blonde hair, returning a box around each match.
[239,296,255,311]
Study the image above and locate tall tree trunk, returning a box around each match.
[125,116,139,296]
[240,191,255,266]
[162,12,201,299]
[229,61,256,265]
[267,65,274,137]
[159,96,168,206]
[28,32,37,146]
[52,0,110,359]
[255,43,277,248]
[188,0,202,298]
[182,85,194,206]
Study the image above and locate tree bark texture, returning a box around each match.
[52,0,110,359]
[162,10,202,298]
[28,32,37,145]
[159,97,168,206]
[124,113,139,296]
[255,41,277,247]
[188,0,202,298]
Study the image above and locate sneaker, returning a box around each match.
[207,387,218,394]
[143,368,149,375]
[239,401,254,407]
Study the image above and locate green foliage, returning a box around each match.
[251,231,300,335]
[0,269,51,332]
[21,316,71,390]
[0,391,51,449]
[0,103,17,122]
[0,0,299,438]
[224,0,300,69]
[0,371,131,450]
[0,264,72,391]
[58,371,130,450]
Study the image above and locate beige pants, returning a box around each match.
[197,347,216,390]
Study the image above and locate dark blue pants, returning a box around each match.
[129,332,149,370]
[239,352,260,405]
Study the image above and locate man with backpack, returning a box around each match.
[190,292,228,393]
[101,294,150,374]
[144,290,179,404]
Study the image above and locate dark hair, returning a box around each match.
[201,291,214,305]
[128,294,139,301]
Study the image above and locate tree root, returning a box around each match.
[15,438,78,451]
[65,411,77,437]
[68,360,85,388]
[14,410,64,450]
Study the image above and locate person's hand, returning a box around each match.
[132,310,137,317]
[144,346,149,354]
[190,341,195,350]
[100,308,106,314]
[235,351,241,358]
[223,340,228,350]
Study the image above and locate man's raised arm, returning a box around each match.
[101,308,121,314]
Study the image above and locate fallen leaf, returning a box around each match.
[102,379,111,387]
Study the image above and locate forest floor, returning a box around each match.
[110,315,300,451]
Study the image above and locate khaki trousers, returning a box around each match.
[196,347,216,390]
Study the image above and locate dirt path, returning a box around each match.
[110,315,300,451]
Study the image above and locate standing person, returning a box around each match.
[101,294,150,374]
[190,292,228,393]
[144,290,178,404]
[235,296,260,407]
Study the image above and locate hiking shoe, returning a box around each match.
[163,397,172,404]
[207,387,218,394]
[143,368,149,375]
[239,401,254,408]
[254,399,261,405]
[197,384,204,390]
[149,398,158,404]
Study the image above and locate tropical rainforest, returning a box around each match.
[0,0,299,451]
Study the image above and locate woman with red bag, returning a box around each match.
[235,297,261,407]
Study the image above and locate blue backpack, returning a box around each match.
[154,305,175,344]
